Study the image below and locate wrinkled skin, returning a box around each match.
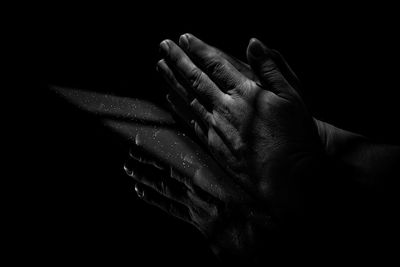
[124,35,329,264]
[124,34,400,264]
[156,34,325,217]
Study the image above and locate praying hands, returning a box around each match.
[124,33,400,265]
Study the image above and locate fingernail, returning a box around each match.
[134,183,145,198]
[123,163,133,176]
[159,40,170,56]
[249,38,266,59]
[179,34,190,50]
[156,59,163,72]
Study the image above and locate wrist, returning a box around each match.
[313,117,366,158]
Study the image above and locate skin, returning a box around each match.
[156,34,325,218]
[124,145,281,265]
[124,34,400,264]
[124,35,329,264]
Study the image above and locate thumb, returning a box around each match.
[247,38,293,96]
[270,49,301,92]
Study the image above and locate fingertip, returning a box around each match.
[156,59,167,70]
[124,161,137,177]
[249,37,260,45]
[159,39,171,56]
[182,32,194,40]
[123,163,132,176]
[180,33,203,48]
[156,61,161,72]
[134,183,145,199]
[247,38,267,59]
[179,33,190,50]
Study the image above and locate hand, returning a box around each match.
[156,34,324,217]
[124,144,285,265]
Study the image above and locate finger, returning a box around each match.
[189,98,213,127]
[192,120,208,145]
[191,120,236,174]
[166,93,209,142]
[125,159,190,206]
[166,93,195,127]
[246,38,296,97]
[207,126,237,168]
[219,50,258,81]
[169,167,225,216]
[129,145,165,170]
[157,59,191,102]
[166,166,224,214]
[179,33,249,94]
[160,39,227,108]
[189,98,244,158]
[271,49,301,92]
[135,183,193,224]
[167,92,209,129]
[211,111,245,155]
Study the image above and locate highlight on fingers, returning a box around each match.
[180,33,257,81]
[129,147,165,170]
[246,38,295,97]
[124,157,192,206]
[177,33,250,94]
[124,153,224,232]
[158,38,227,109]
[157,59,191,103]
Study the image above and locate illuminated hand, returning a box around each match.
[157,34,324,215]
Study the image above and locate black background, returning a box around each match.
[22,3,400,265]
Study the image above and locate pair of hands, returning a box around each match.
[124,33,332,263]
[158,34,324,203]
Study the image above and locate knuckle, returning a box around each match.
[213,102,230,119]
[236,79,255,97]
[259,57,280,77]
[204,58,225,77]
[260,65,280,79]
[190,68,204,90]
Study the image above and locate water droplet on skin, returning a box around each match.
[183,154,194,165]
[154,129,161,137]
